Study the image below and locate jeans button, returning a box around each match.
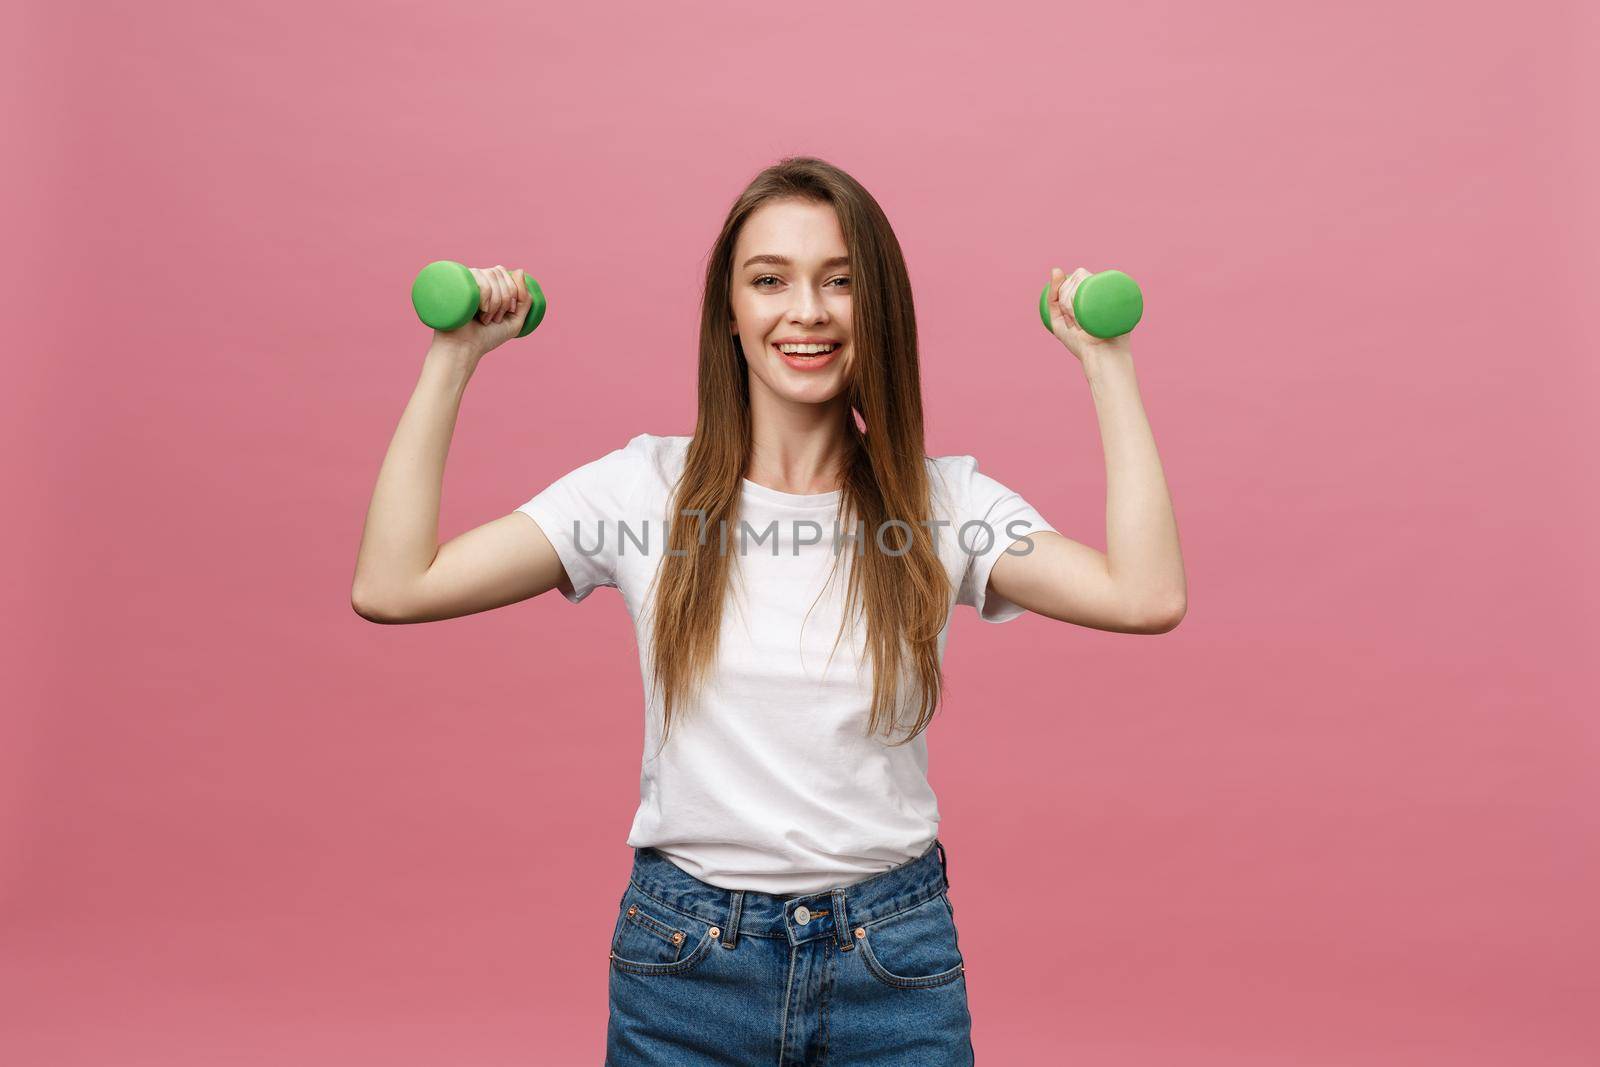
[794,905,811,925]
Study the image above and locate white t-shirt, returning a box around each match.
[516,433,1055,894]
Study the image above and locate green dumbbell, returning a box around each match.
[411,260,548,338]
[1039,269,1143,339]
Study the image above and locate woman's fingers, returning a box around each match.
[1056,267,1090,327]
[479,266,497,322]
[491,265,509,322]
[466,264,526,328]
[499,266,518,320]
[473,266,499,324]
[1049,266,1073,326]
[469,268,490,323]
[510,269,527,311]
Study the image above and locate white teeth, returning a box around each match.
[778,343,838,354]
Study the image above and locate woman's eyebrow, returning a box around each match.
[741,254,851,269]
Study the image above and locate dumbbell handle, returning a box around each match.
[411,261,548,339]
[1039,269,1143,339]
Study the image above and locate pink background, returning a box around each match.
[4,0,1597,1063]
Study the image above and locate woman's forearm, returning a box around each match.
[1085,354,1187,617]
[351,343,480,613]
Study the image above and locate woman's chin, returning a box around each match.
[760,379,848,408]
[751,362,849,406]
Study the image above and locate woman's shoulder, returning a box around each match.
[614,433,692,495]
[595,432,690,463]
[925,451,978,492]
[545,433,687,499]
[635,431,690,459]
[924,451,1036,524]
[927,450,1031,487]
[926,452,979,478]
[919,453,975,525]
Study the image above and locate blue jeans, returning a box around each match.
[605,838,974,1065]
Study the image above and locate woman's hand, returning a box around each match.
[1044,266,1133,376]
[430,265,534,359]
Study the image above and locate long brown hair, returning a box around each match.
[644,156,950,753]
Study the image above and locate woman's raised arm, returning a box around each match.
[350,268,572,624]
[986,266,1187,634]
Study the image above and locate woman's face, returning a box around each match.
[728,198,854,409]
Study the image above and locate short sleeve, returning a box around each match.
[951,456,1057,623]
[515,434,653,604]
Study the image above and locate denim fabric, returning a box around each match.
[605,838,974,1066]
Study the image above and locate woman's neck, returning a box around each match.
[745,408,853,495]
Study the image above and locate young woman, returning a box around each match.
[352,156,1185,1065]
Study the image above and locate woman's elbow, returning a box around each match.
[1128,594,1186,634]
[351,585,409,624]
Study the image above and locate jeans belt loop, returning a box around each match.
[721,890,743,950]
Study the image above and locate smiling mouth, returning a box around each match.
[775,344,840,357]
[773,342,843,370]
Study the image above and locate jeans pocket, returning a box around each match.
[856,890,966,990]
[609,885,718,977]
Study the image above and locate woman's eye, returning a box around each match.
[752,276,851,288]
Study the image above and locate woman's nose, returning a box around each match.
[789,288,828,322]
